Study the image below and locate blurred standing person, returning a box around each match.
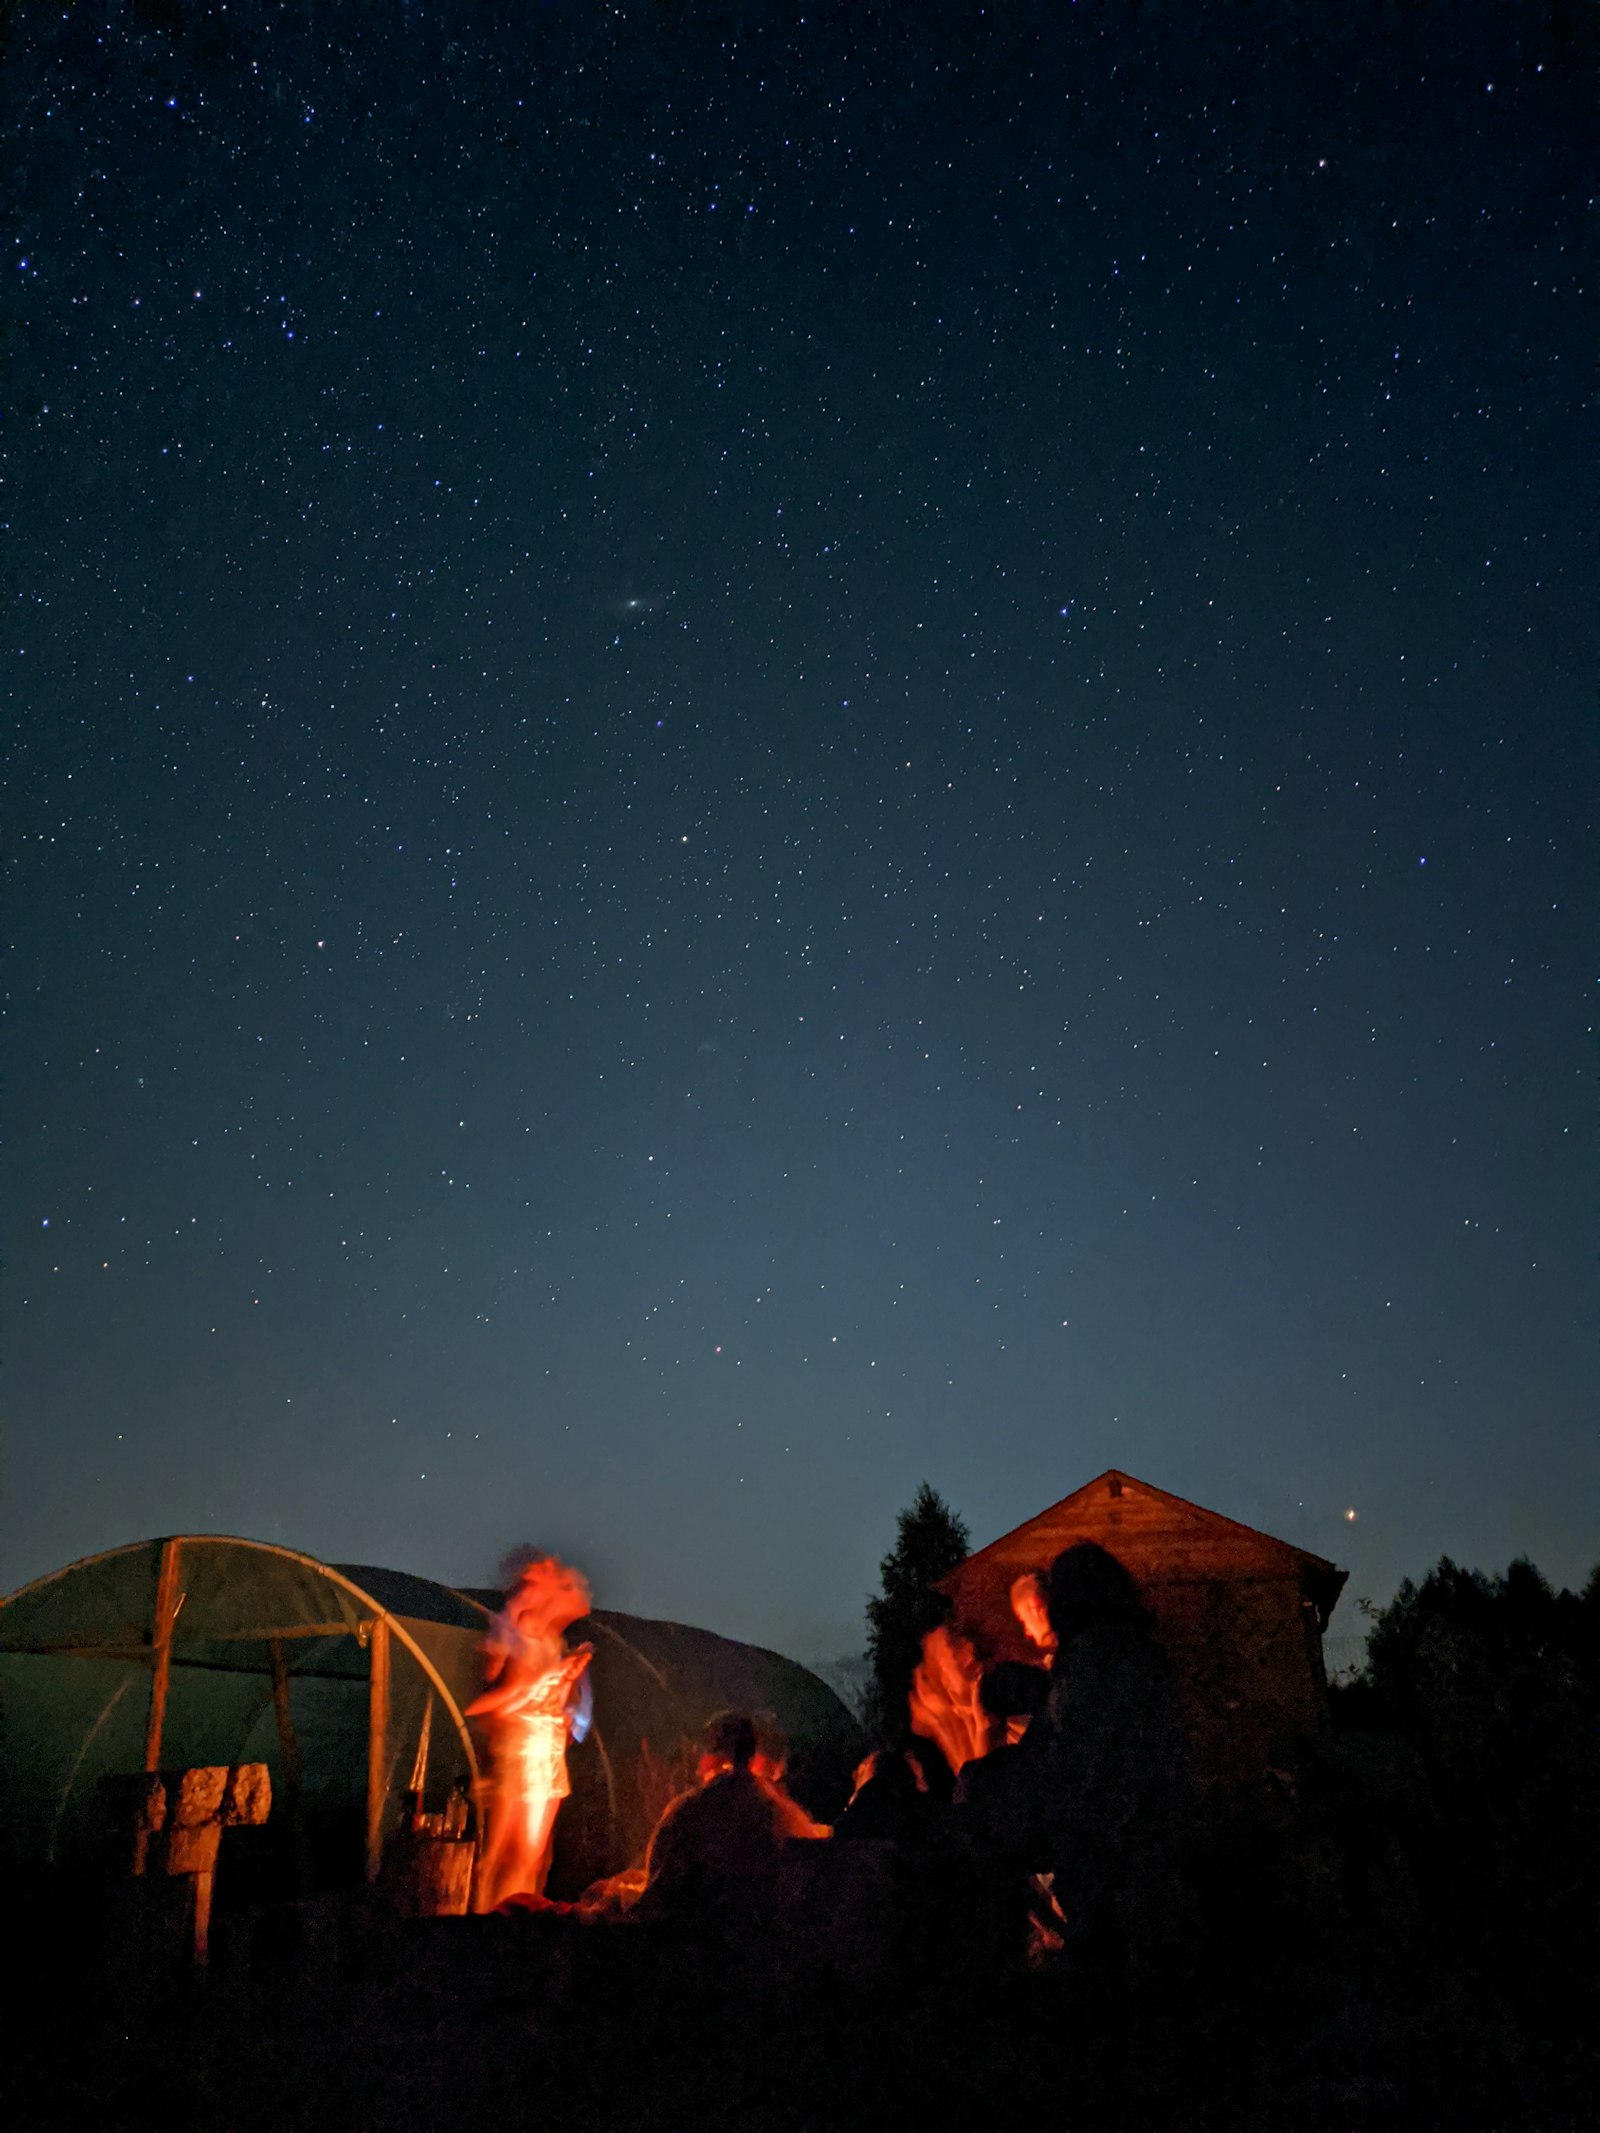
[1024,1542,1191,1990]
[468,1555,593,1910]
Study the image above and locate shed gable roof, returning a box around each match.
[940,1469,1346,1625]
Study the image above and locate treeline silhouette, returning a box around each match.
[1331,1555,1599,2017]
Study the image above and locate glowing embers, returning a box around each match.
[908,1623,990,1774]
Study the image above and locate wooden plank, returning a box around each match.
[171,1622,364,1642]
[191,1869,215,1970]
[266,1635,306,1884]
[1,1628,360,1668]
[365,1617,390,1883]
[134,1540,183,1875]
[408,1694,433,1806]
[267,1638,305,1797]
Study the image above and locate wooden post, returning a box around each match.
[134,1539,183,1875]
[365,1617,390,1883]
[268,1635,307,1886]
[267,1637,304,1795]
[191,1869,215,1969]
[408,1695,433,1808]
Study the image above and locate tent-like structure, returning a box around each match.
[0,1538,864,1899]
[0,1538,486,1886]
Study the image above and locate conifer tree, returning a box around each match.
[864,1481,970,1741]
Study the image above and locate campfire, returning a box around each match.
[907,1624,990,1774]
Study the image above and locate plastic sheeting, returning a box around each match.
[0,1538,481,1877]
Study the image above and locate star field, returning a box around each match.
[4,2,1593,1665]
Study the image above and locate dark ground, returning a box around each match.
[10,1855,1596,2133]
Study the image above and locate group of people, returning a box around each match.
[465,1540,1192,1986]
[465,1555,828,1919]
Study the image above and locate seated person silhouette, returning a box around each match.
[953,1661,1051,1858]
[835,1743,945,1844]
[751,1713,832,1839]
[639,1709,794,1966]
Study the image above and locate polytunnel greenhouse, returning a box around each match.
[0,1535,861,1900]
[0,1538,487,1888]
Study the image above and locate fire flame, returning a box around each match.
[908,1624,990,1774]
[1010,1572,1057,1655]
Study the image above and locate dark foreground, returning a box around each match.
[10,1866,1596,2133]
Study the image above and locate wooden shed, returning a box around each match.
[938,1470,1347,1792]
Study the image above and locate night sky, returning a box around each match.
[6,2,1593,1670]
